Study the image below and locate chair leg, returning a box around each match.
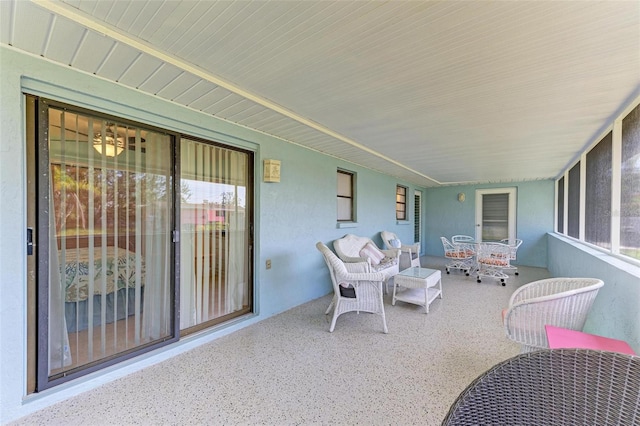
[325,296,336,315]
[329,302,340,332]
[379,287,388,334]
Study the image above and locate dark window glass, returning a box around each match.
[396,185,407,220]
[585,133,612,248]
[621,104,640,260]
[337,170,354,222]
[567,162,581,238]
[557,177,565,233]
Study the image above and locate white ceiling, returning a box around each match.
[2,0,639,187]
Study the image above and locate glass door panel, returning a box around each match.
[41,104,174,385]
[180,138,252,332]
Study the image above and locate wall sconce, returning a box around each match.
[93,123,125,157]
[458,192,466,203]
[263,159,281,183]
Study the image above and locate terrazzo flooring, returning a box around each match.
[11,256,550,426]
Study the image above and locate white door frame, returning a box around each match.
[475,187,517,242]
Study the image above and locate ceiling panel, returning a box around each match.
[3,0,638,188]
[95,43,144,82]
[44,15,88,65]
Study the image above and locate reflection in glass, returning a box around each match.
[48,108,173,378]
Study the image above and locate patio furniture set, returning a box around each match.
[317,232,442,333]
[317,235,635,425]
[441,235,522,286]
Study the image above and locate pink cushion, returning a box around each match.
[359,243,385,265]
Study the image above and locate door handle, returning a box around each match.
[27,227,34,255]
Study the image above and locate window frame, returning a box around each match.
[337,169,355,222]
[396,185,408,221]
[555,98,640,266]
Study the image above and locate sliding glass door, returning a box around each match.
[179,138,253,333]
[27,97,254,392]
[28,98,177,390]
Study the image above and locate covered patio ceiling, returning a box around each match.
[2,0,639,187]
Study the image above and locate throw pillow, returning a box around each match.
[389,238,401,248]
[359,242,385,265]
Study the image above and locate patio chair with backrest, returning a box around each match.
[502,277,604,352]
[380,230,420,270]
[316,242,388,333]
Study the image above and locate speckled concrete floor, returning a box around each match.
[11,256,550,426]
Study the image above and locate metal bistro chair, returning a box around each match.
[475,242,511,285]
[500,238,523,275]
[441,237,475,276]
[442,349,640,426]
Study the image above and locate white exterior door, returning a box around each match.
[475,188,517,242]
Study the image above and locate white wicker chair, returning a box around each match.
[451,235,475,245]
[475,242,511,285]
[503,277,604,352]
[499,238,523,275]
[440,237,475,276]
[316,242,388,333]
[442,349,640,426]
[333,234,400,293]
[380,231,420,270]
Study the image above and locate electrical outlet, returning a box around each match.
[266,259,272,269]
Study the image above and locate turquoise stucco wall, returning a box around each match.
[0,46,426,422]
[547,234,640,354]
[1,45,636,423]
[424,180,554,268]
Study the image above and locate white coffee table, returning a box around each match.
[392,267,442,313]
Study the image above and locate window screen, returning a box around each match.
[557,177,565,234]
[567,162,581,238]
[621,104,640,260]
[585,132,612,249]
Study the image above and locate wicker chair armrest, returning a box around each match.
[400,243,420,255]
[381,248,400,259]
[343,261,371,274]
[340,255,370,264]
[339,271,386,284]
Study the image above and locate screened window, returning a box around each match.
[337,170,354,222]
[567,162,581,238]
[621,104,640,260]
[585,132,612,248]
[557,176,565,233]
[396,185,407,220]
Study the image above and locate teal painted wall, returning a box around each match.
[0,47,426,422]
[548,234,640,354]
[1,46,636,422]
[424,180,554,268]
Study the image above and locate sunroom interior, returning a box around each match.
[1,1,639,424]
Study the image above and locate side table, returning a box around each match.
[392,267,442,313]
